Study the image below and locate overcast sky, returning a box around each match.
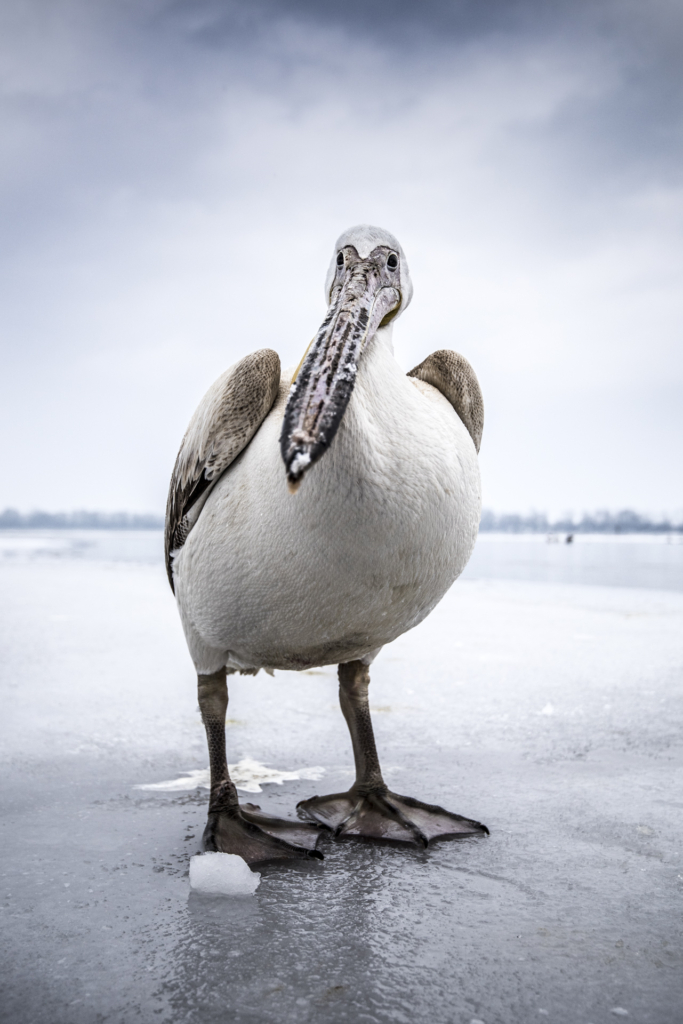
[1,0,681,516]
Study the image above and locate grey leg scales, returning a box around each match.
[198,669,323,866]
[298,660,488,846]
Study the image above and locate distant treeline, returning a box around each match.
[479,509,683,534]
[0,507,680,533]
[0,509,164,530]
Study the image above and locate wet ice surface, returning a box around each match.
[1,533,682,1023]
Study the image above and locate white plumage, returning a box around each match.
[173,326,480,675]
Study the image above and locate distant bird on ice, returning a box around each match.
[165,225,488,865]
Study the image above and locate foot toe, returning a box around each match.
[298,790,487,846]
[297,793,357,830]
[241,804,324,852]
[388,794,489,841]
[204,807,324,866]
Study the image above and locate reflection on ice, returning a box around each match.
[0,534,78,556]
[135,757,326,793]
[1,527,682,589]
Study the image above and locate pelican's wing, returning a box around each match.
[165,348,281,591]
[407,350,484,453]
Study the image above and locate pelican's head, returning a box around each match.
[280,225,412,489]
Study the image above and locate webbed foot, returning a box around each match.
[203,803,324,866]
[297,788,488,847]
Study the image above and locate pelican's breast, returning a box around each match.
[174,336,480,670]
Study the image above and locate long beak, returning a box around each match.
[280,250,400,489]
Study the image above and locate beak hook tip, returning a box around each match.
[285,449,312,493]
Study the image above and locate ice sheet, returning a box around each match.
[0,540,682,1024]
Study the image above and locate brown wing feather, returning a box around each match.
[407,349,484,453]
[164,348,281,591]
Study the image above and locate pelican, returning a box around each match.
[165,225,487,865]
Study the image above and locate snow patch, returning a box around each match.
[135,757,325,794]
[189,852,260,895]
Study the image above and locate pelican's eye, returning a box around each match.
[387,253,398,270]
[336,251,344,267]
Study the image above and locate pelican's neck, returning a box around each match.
[370,323,394,355]
[355,323,406,401]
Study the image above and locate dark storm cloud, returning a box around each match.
[4,1,682,178]
[2,0,681,253]
[153,0,667,56]
[162,0,551,48]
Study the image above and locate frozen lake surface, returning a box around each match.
[1,532,682,1023]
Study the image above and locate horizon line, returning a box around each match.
[1,508,681,533]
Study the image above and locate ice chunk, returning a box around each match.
[189,852,260,896]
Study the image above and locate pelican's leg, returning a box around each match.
[198,669,323,865]
[298,660,488,846]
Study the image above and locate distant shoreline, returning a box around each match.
[479,510,683,535]
[1,508,681,534]
[0,511,164,530]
